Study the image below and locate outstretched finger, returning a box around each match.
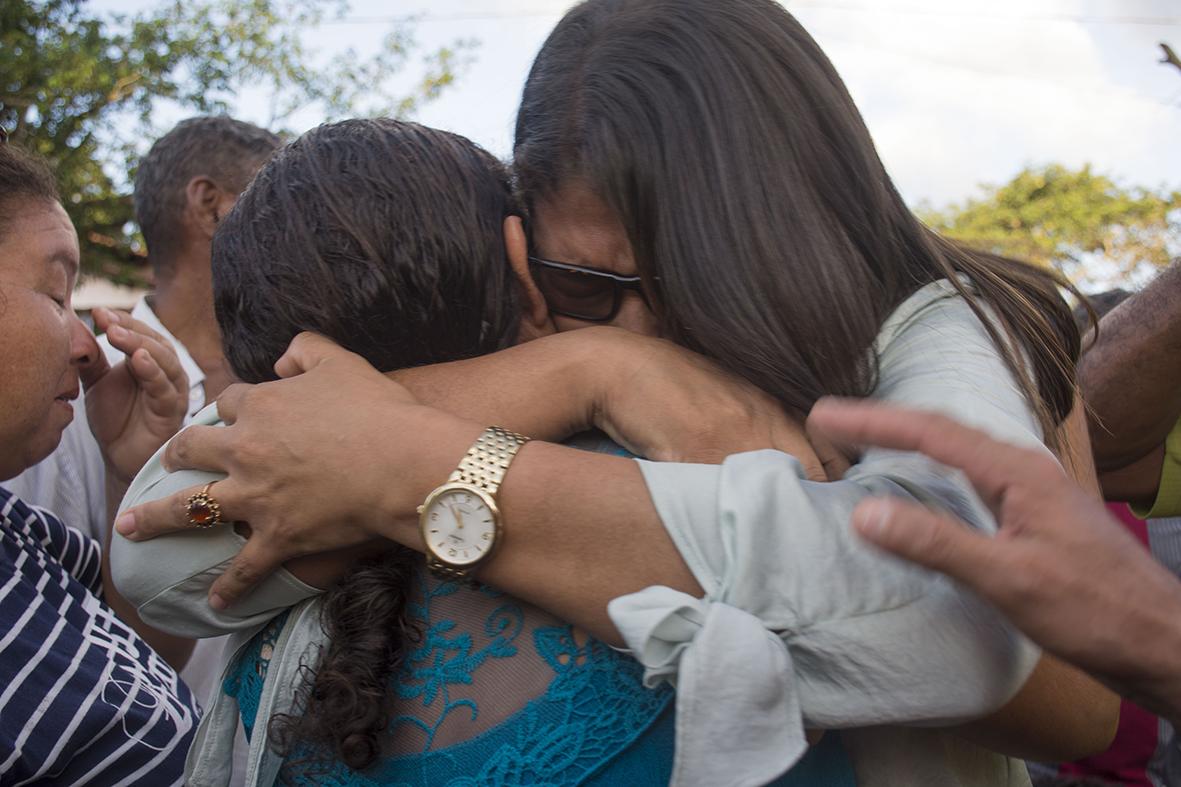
[852,496,1002,594]
[208,538,286,610]
[115,476,238,541]
[91,307,131,340]
[809,398,1059,502]
[105,318,188,398]
[128,349,184,420]
[133,335,188,405]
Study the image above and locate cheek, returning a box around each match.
[0,293,73,410]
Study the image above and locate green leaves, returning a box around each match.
[920,164,1181,283]
[0,0,469,284]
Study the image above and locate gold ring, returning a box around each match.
[185,482,224,529]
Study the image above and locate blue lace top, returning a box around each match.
[224,568,856,786]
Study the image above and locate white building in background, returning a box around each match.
[72,278,145,313]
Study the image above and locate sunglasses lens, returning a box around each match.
[531,264,617,321]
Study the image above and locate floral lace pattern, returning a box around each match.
[224,569,856,787]
[224,571,676,786]
[389,580,528,750]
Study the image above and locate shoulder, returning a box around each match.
[0,487,99,582]
[874,278,993,354]
[871,278,1047,451]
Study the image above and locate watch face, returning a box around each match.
[422,486,497,566]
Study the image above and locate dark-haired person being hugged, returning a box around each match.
[118,1,1118,785]
[112,118,852,786]
[0,142,197,782]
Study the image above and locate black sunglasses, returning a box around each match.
[527,256,651,322]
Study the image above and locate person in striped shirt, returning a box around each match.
[0,139,198,783]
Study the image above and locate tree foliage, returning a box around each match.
[920,164,1181,283]
[1,0,471,283]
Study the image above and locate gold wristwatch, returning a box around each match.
[418,426,530,582]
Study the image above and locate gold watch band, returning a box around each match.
[426,555,485,583]
[447,426,530,497]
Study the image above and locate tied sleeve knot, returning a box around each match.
[608,587,806,787]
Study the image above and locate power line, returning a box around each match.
[790,2,1180,28]
[321,10,567,25]
[318,4,1181,27]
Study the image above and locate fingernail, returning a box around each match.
[115,511,136,537]
[853,499,893,538]
[210,593,227,611]
[109,324,127,340]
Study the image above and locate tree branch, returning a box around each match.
[1162,43,1181,76]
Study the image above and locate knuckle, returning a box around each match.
[913,521,950,560]
[230,560,259,584]
[237,387,259,413]
[168,435,191,465]
[906,512,957,566]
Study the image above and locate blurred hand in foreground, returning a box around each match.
[808,397,1181,725]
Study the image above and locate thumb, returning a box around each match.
[853,497,999,592]
[273,332,344,379]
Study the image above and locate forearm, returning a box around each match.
[379,417,701,645]
[953,655,1118,761]
[103,473,195,669]
[1081,260,1181,471]
[1110,595,1181,729]
[391,330,601,441]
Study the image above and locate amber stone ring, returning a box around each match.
[185,482,224,529]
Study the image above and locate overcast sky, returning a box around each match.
[95,0,1181,208]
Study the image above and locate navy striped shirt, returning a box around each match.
[0,486,197,785]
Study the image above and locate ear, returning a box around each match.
[504,215,554,341]
[184,175,228,242]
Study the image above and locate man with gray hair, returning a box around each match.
[5,118,280,772]
[128,116,282,423]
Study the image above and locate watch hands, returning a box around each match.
[449,503,465,530]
